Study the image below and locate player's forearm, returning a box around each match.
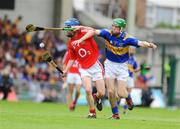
[138,41,157,49]
[134,67,141,73]
[64,60,74,73]
[79,29,95,43]
[63,64,66,71]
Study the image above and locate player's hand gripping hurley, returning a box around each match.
[41,52,63,75]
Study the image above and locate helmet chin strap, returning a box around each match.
[111,25,123,36]
[120,27,123,33]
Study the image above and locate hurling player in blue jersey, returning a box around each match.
[71,18,157,119]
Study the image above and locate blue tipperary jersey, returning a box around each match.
[99,29,139,63]
[128,56,138,77]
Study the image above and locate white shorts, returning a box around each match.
[127,76,134,88]
[79,60,104,81]
[67,73,82,85]
[104,59,128,81]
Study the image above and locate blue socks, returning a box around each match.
[112,106,119,114]
[123,104,128,110]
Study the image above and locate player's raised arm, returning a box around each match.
[71,26,97,46]
[78,28,95,42]
[138,41,157,49]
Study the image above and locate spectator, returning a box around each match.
[0,69,14,100]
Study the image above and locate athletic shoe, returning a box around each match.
[126,97,134,110]
[108,114,120,120]
[93,94,103,111]
[96,98,103,111]
[87,113,96,119]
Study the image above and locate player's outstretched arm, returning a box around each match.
[138,41,157,49]
[71,26,98,46]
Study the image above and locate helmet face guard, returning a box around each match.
[64,18,80,27]
[112,18,126,29]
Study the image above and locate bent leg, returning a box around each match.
[117,80,134,110]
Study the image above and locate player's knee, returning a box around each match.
[118,91,128,98]
[85,89,92,95]
[98,90,105,97]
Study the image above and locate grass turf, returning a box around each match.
[0,101,180,129]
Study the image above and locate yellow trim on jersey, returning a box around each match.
[128,64,134,72]
[123,34,134,40]
[123,35,129,40]
[105,41,129,55]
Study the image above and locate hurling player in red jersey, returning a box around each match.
[63,52,81,111]
[63,18,105,118]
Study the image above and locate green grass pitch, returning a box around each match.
[0,101,180,129]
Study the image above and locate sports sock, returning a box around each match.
[112,106,119,114]
[123,104,128,110]
[73,99,77,105]
[90,108,96,114]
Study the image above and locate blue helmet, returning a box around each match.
[64,18,80,27]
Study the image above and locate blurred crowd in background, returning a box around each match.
[0,15,68,102]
